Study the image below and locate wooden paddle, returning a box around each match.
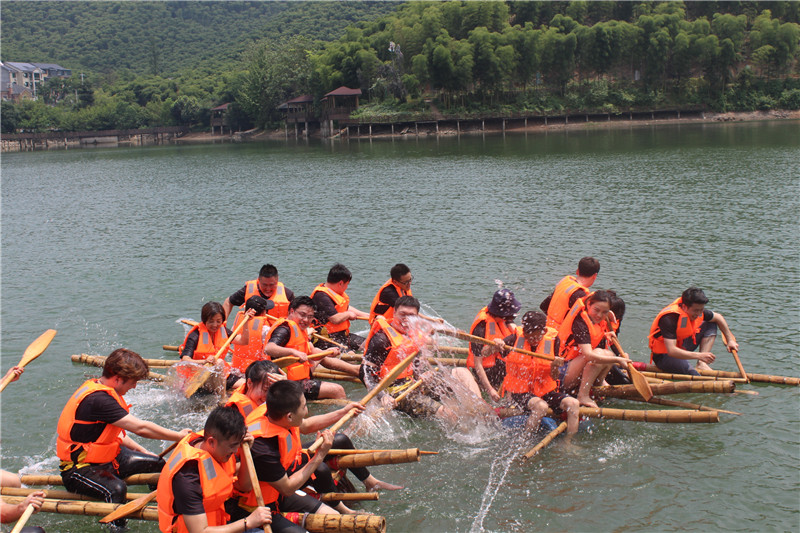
[307,349,420,454]
[241,442,272,533]
[272,348,338,368]
[522,421,567,459]
[607,332,653,401]
[183,315,252,398]
[10,500,38,533]
[721,331,748,383]
[435,328,555,363]
[98,440,183,524]
[0,329,57,392]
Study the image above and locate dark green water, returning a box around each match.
[2,121,798,532]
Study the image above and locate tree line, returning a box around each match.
[2,1,799,134]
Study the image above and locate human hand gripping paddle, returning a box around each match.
[241,441,273,533]
[0,329,57,393]
[307,348,421,454]
[721,330,748,383]
[606,330,654,402]
[183,314,252,398]
[9,490,46,533]
[98,440,183,524]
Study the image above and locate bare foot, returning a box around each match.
[336,502,358,514]
[696,361,712,372]
[578,397,598,409]
[365,478,404,491]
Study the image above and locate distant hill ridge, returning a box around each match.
[1,1,398,74]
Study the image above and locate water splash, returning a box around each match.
[469,443,518,533]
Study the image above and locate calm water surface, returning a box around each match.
[2,121,799,532]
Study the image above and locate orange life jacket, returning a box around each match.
[266,318,311,381]
[502,327,559,397]
[558,295,608,361]
[156,433,237,533]
[225,385,260,421]
[56,379,129,466]
[369,279,412,323]
[467,307,515,369]
[231,313,271,373]
[238,414,302,508]
[179,323,229,361]
[365,316,415,382]
[244,279,291,319]
[311,284,350,334]
[648,298,705,361]
[546,275,588,329]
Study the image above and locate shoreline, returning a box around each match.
[3,110,797,152]
[181,109,800,143]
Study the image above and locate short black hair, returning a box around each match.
[521,311,547,336]
[259,264,279,278]
[327,263,352,284]
[266,380,304,420]
[394,295,420,311]
[204,405,246,442]
[390,263,411,281]
[681,287,709,306]
[289,295,316,312]
[245,295,269,314]
[577,257,600,277]
[245,359,281,386]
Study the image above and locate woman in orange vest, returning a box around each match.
[369,263,413,323]
[156,405,271,533]
[57,349,191,532]
[557,291,629,408]
[468,289,521,403]
[500,311,580,436]
[311,263,370,351]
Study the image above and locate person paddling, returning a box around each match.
[311,263,370,351]
[222,263,295,322]
[649,287,739,376]
[56,349,191,532]
[467,289,521,403]
[540,257,600,329]
[156,405,272,533]
[557,291,629,408]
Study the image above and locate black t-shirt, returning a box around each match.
[311,291,338,326]
[251,434,294,484]
[372,285,401,317]
[563,317,607,350]
[70,390,129,444]
[180,327,233,358]
[228,285,295,308]
[539,288,587,315]
[656,309,714,340]
[171,460,205,516]
[267,324,291,347]
[362,330,391,388]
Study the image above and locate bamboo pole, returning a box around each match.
[273,349,338,368]
[626,396,741,416]
[426,357,466,367]
[2,487,139,501]
[319,492,379,502]
[311,370,362,383]
[20,473,160,487]
[72,353,177,368]
[697,368,799,386]
[327,449,420,469]
[594,380,736,398]
[310,399,351,406]
[562,407,719,423]
[70,354,166,381]
[428,345,469,355]
[640,370,747,383]
[1,497,387,533]
[522,422,567,459]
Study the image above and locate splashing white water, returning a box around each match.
[469,444,518,532]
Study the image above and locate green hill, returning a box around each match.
[0,1,399,74]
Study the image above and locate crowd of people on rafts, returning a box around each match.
[1,258,739,533]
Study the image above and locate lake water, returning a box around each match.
[1,121,799,532]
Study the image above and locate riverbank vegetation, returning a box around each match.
[2,1,798,133]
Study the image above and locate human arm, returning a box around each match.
[264,325,308,362]
[361,331,390,401]
[471,358,501,402]
[539,293,553,314]
[182,509,272,533]
[2,366,23,385]
[710,312,738,352]
[114,414,191,442]
[265,430,334,497]
[231,309,257,346]
[658,313,715,363]
[0,491,45,524]
[222,286,248,322]
[180,330,200,361]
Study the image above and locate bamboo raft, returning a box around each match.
[0,496,386,533]
[639,363,800,386]
[496,406,719,423]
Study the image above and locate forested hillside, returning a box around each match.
[1,1,397,74]
[2,1,799,134]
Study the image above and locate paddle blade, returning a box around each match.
[21,329,57,367]
[183,367,212,398]
[98,490,156,523]
[628,363,654,401]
